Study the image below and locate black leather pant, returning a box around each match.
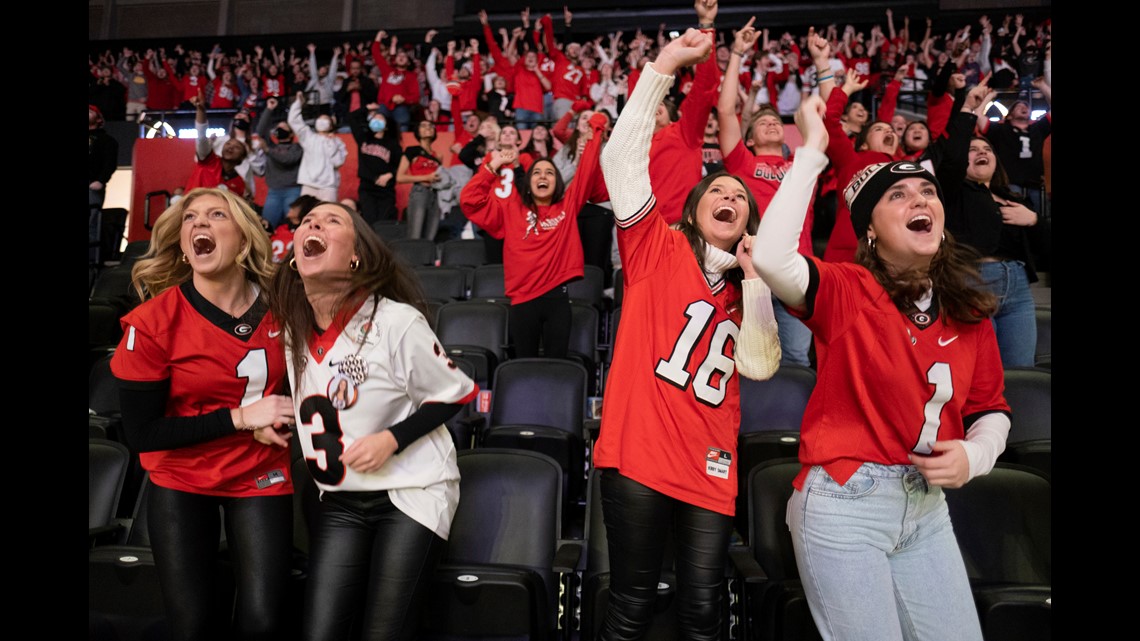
[147,484,293,641]
[598,468,733,641]
[302,490,444,641]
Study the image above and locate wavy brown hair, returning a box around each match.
[676,170,761,321]
[267,202,431,390]
[129,187,274,301]
[855,229,997,324]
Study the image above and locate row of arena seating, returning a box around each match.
[91,433,1051,641]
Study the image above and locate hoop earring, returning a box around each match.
[350,257,360,272]
[181,253,189,263]
[288,257,298,271]
[867,236,876,251]
[941,232,946,243]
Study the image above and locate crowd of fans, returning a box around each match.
[89,6,1051,274]
[89,8,1051,130]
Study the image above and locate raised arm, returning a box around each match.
[751,96,830,311]
[717,17,758,156]
[601,28,713,223]
[807,28,836,103]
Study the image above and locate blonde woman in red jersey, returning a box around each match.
[111,188,296,641]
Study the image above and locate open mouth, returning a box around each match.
[192,234,216,256]
[906,214,933,233]
[713,205,738,223]
[536,180,550,191]
[302,236,327,257]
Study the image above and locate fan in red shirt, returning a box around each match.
[645,23,722,225]
[371,30,421,133]
[142,50,180,111]
[511,49,552,131]
[809,33,899,264]
[539,11,587,123]
[478,9,518,93]
[459,113,610,360]
[445,39,483,123]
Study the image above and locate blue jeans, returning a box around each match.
[543,92,555,123]
[1008,183,1043,216]
[979,260,1037,368]
[775,298,813,367]
[514,107,543,130]
[261,186,302,229]
[378,104,412,133]
[552,97,574,123]
[788,463,983,641]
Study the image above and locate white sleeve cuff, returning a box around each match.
[735,278,782,381]
[752,146,830,308]
[960,411,1011,481]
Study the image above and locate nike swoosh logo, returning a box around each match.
[268,330,281,338]
[938,336,959,347]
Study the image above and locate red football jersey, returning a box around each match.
[593,197,744,516]
[111,284,293,497]
[791,257,1010,490]
[722,142,816,257]
[270,224,294,263]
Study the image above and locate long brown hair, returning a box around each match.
[675,171,760,319]
[855,230,997,324]
[267,202,430,389]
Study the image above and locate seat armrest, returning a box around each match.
[727,543,768,581]
[584,418,601,443]
[553,539,583,574]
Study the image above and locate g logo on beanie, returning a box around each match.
[843,161,942,239]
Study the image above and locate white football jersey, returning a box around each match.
[289,296,478,539]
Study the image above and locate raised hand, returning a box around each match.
[653,27,714,76]
[733,17,759,52]
[794,95,828,153]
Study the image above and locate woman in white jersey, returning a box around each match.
[268,201,478,640]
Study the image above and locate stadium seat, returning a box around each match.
[734,364,816,542]
[730,458,822,641]
[89,438,130,542]
[1034,306,1051,369]
[386,237,437,266]
[371,220,407,242]
[944,463,1052,641]
[470,263,508,302]
[479,358,590,528]
[412,265,469,302]
[89,475,238,641]
[437,238,487,268]
[568,264,606,312]
[418,448,579,641]
[568,300,602,396]
[433,300,511,391]
[997,367,1051,480]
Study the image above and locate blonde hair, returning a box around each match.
[129,188,274,301]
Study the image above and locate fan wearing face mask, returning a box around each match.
[288,91,348,202]
[253,95,304,230]
[348,103,403,225]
